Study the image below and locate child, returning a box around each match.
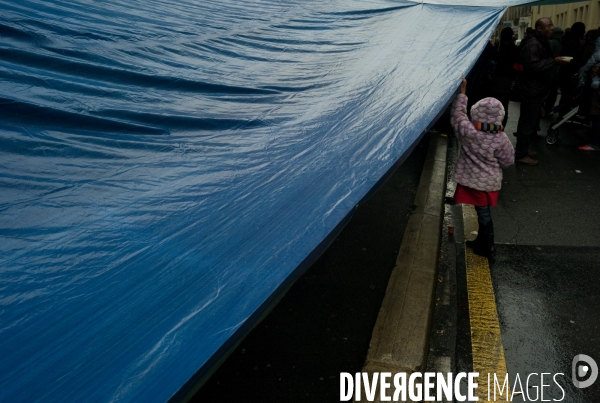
[450,78,515,257]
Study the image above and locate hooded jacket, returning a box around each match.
[450,94,514,192]
[584,37,600,116]
[579,37,600,74]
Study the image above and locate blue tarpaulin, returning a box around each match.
[0,0,564,401]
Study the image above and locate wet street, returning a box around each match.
[492,244,600,402]
[428,101,600,402]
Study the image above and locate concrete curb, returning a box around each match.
[356,132,447,402]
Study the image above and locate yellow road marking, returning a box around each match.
[463,205,510,402]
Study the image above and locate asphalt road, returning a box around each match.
[492,244,600,402]
[191,136,429,403]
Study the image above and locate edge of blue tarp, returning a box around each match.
[168,80,470,402]
[0,2,511,402]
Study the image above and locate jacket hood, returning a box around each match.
[470,97,505,127]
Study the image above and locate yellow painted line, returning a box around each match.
[463,205,510,402]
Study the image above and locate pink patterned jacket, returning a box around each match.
[450,94,514,192]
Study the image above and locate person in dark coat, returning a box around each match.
[525,27,535,39]
[544,26,564,114]
[577,29,600,119]
[515,18,568,165]
[466,39,496,111]
[549,26,564,57]
[557,22,586,115]
[490,27,519,127]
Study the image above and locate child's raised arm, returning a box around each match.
[450,78,474,140]
[459,78,467,95]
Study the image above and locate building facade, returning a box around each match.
[494,6,532,41]
[532,2,600,32]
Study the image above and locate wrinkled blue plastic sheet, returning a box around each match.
[0,0,530,401]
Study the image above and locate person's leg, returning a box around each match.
[591,116,600,147]
[473,205,495,257]
[515,100,539,164]
[579,85,594,119]
[467,204,489,249]
[474,205,492,226]
[579,114,600,150]
[580,88,600,150]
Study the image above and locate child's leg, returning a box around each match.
[466,204,490,248]
[473,205,495,257]
[474,205,492,226]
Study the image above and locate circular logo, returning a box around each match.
[572,354,598,388]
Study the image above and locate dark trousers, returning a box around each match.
[589,115,600,147]
[516,99,542,159]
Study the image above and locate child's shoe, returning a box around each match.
[472,221,495,258]
[465,222,482,249]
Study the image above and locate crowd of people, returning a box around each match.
[446,17,600,258]
[465,17,600,167]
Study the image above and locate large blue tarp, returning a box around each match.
[0,0,554,401]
